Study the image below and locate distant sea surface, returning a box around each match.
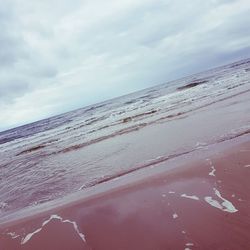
[1,58,250,219]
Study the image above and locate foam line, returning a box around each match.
[181,194,199,200]
[21,214,86,245]
[7,232,20,239]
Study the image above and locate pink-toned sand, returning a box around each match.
[1,135,250,250]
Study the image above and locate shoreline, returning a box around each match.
[1,133,250,249]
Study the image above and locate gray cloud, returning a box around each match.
[0,0,250,131]
[0,9,26,67]
[0,80,29,103]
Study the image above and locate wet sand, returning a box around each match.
[1,135,250,250]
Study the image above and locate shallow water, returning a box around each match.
[0,58,250,217]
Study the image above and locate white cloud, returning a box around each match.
[0,0,250,131]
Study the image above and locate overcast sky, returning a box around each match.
[0,0,250,131]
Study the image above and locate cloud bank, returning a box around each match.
[1,0,250,131]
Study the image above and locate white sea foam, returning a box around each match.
[195,141,207,148]
[181,194,199,200]
[7,232,20,239]
[112,177,121,181]
[168,191,175,194]
[0,201,8,209]
[204,188,238,213]
[173,213,178,219]
[21,228,43,244]
[206,158,216,176]
[214,188,238,213]
[21,214,86,245]
[209,166,216,176]
[204,197,222,210]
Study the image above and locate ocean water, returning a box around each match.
[0,58,250,218]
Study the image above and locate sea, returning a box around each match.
[1,58,250,220]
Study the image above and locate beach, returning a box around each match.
[1,134,250,249]
[0,59,250,249]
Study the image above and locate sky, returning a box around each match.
[0,0,250,131]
